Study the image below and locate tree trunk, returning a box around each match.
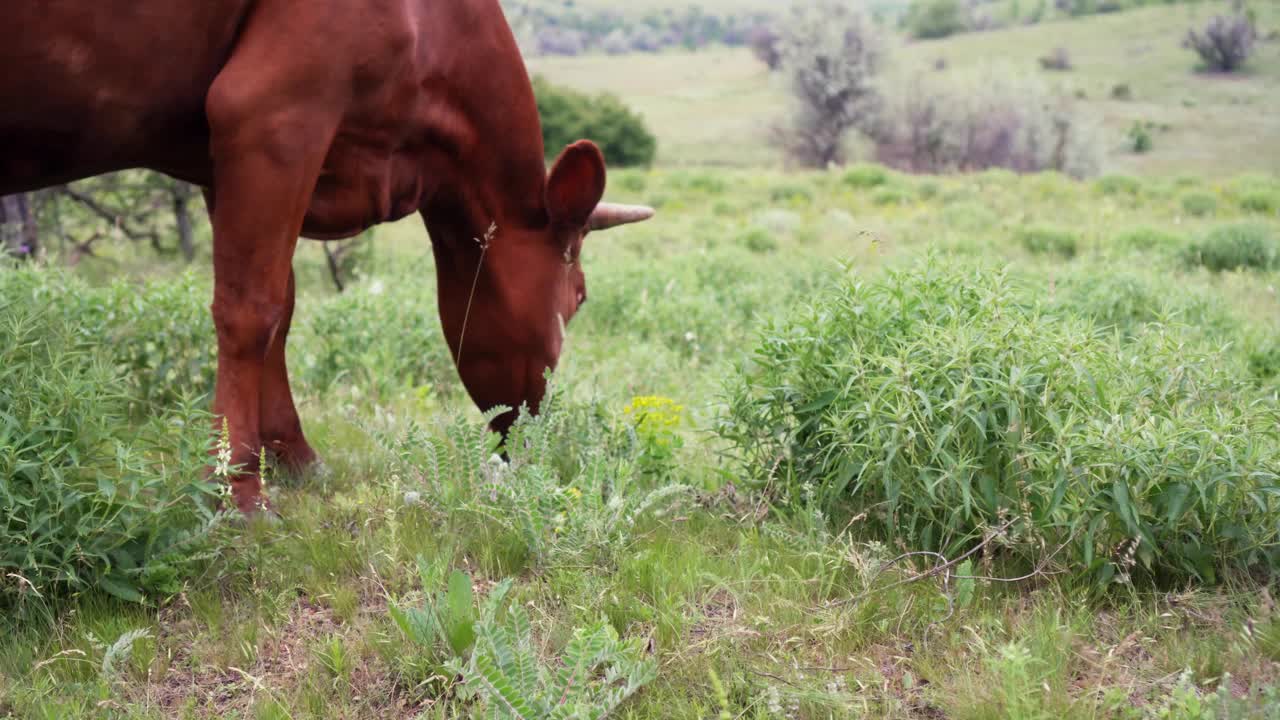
[1,193,39,260]
[172,182,196,262]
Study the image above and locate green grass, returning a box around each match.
[3,165,1280,718]
[527,1,1280,176]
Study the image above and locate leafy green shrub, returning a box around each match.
[98,274,218,411]
[1249,341,1280,382]
[0,271,221,604]
[685,173,727,195]
[1239,191,1277,215]
[5,269,217,413]
[1184,223,1279,272]
[769,184,814,205]
[301,270,454,397]
[871,186,913,206]
[578,249,827,361]
[941,202,999,231]
[1017,225,1079,257]
[616,173,647,194]
[842,164,891,188]
[738,227,777,254]
[1128,122,1153,153]
[1181,192,1217,217]
[1113,226,1182,252]
[906,0,967,39]
[719,260,1280,586]
[1049,268,1232,339]
[533,76,657,167]
[1095,174,1142,196]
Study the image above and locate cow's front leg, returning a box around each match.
[207,98,335,514]
[259,268,317,476]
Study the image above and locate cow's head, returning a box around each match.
[429,140,652,437]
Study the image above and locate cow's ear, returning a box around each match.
[546,140,606,229]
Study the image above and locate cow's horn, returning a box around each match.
[588,203,655,231]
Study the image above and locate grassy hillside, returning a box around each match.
[4,164,1279,718]
[527,1,1280,176]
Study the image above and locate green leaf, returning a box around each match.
[98,574,145,604]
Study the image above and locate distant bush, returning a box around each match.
[0,268,220,604]
[906,0,968,39]
[1249,341,1280,382]
[1185,223,1279,272]
[1038,47,1073,70]
[769,184,814,205]
[842,164,891,188]
[1050,268,1231,338]
[1113,226,1183,252]
[719,260,1280,586]
[916,179,941,200]
[684,173,727,195]
[1110,83,1133,100]
[871,186,913,206]
[1017,225,1079,257]
[1128,122,1154,153]
[873,66,1102,178]
[533,76,657,168]
[941,201,1000,231]
[1239,191,1277,215]
[739,227,778,254]
[1184,11,1257,72]
[1095,174,1142,196]
[1182,192,1218,217]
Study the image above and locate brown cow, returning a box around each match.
[1,1,653,513]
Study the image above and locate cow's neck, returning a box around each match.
[417,0,547,261]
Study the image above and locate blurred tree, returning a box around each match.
[0,193,40,260]
[49,172,204,263]
[748,25,782,70]
[1184,7,1257,72]
[771,1,885,168]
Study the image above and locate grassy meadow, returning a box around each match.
[527,3,1280,175]
[4,2,1280,720]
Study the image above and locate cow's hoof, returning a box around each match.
[266,439,320,480]
[223,500,283,527]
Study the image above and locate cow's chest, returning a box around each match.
[300,130,428,240]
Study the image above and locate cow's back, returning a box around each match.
[0,0,255,193]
